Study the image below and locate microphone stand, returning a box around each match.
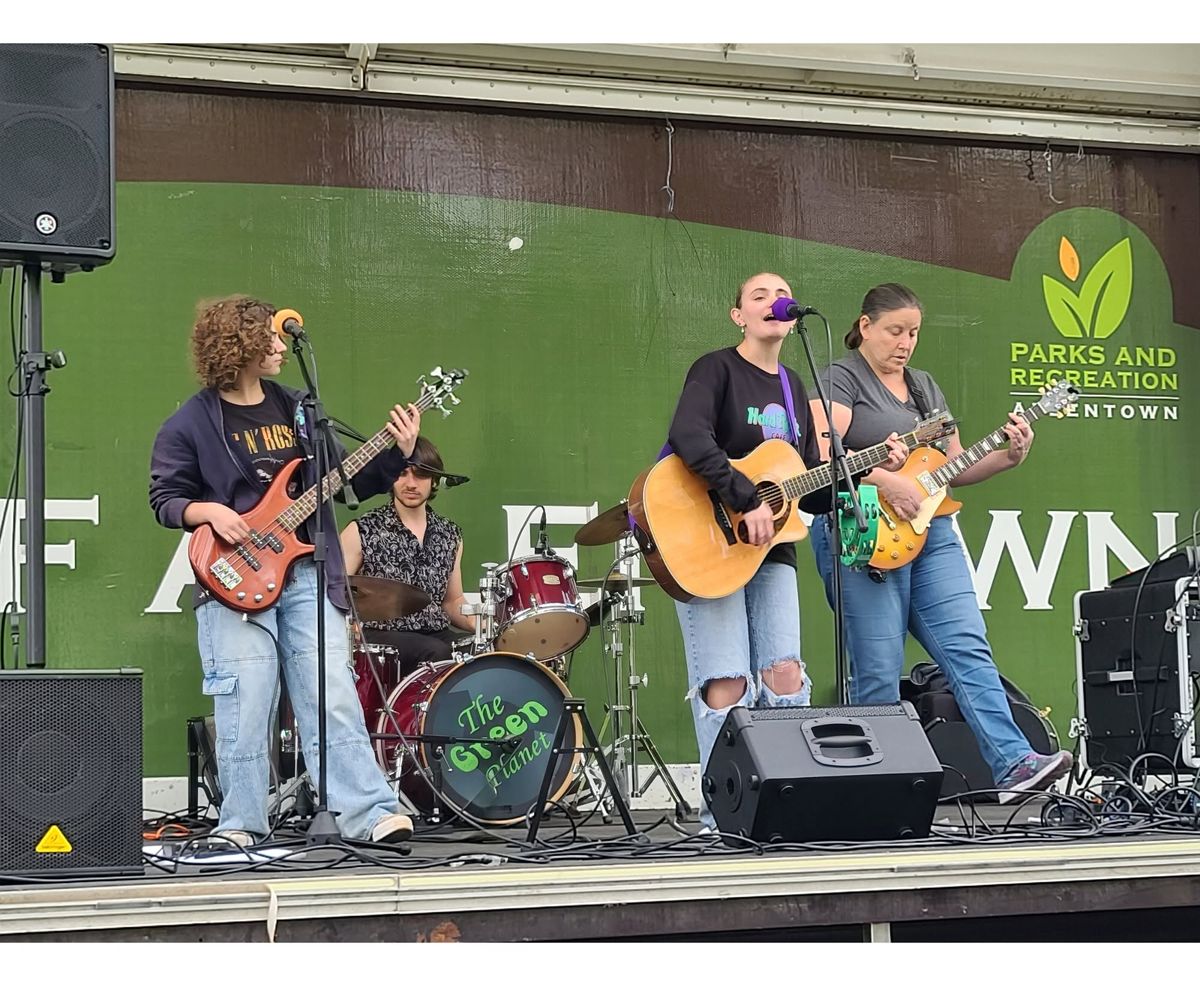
[793,312,865,705]
[288,329,354,845]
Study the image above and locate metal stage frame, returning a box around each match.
[4,827,1200,942]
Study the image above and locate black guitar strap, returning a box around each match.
[904,368,934,419]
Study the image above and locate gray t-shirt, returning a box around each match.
[819,349,951,452]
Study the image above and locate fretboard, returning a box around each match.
[276,394,438,532]
[931,402,1050,487]
[781,428,932,502]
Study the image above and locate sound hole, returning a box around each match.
[754,481,786,514]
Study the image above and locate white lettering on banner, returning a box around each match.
[955,510,1181,610]
[145,531,195,614]
[0,497,100,612]
[144,504,649,615]
[953,511,1077,611]
[139,507,1187,616]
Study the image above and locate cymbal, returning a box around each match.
[574,501,631,546]
[576,574,657,590]
[348,576,432,622]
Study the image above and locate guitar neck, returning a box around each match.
[931,402,1050,487]
[783,428,930,501]
[278,394,436,532]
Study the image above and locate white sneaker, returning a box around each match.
[371,812,414,844]
[213,829,255,848]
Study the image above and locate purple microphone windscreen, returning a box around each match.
[769,297,798,322]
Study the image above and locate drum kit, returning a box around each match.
[275,501,693,831]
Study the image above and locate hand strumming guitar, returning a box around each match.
[184,502,251,544]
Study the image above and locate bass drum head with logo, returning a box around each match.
[423,651,581,825]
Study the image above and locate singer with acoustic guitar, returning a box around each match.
[149,295,421,847]
[807,282,1072,802]
[660,271,908,833]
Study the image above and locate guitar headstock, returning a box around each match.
[911,409,957,445]
[1034,379,1080,418]
[418,366,467,418]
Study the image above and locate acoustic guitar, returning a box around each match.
[628,411,956,602]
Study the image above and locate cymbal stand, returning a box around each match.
[460,562,500,655]
[592,535,693,820]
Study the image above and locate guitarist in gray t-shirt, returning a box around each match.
[808,282,1073,804]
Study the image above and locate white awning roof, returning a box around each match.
[113,43,1200,151]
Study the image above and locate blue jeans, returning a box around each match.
[196,558,401,839]
[810,514,1031,782]
[675,561,812,828]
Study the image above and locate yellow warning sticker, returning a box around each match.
[35,825,73,853]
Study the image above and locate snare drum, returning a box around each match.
[493,554,589,661]
[372,651,581,825]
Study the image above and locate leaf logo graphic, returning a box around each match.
[1042,237,1133,339]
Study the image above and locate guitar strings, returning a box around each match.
[214,389,445,583]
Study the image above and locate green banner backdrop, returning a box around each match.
[1,89,1197,778]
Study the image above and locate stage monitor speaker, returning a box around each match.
[703,702,943,844]
[0,44,116,272]
[0,669,143,877]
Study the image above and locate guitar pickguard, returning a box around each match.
[908,487,946,536]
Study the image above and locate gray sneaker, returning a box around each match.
[997,751,1073,803]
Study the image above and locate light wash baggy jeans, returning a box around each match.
[196,558,402,839]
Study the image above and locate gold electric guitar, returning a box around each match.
[628,411,955,602]
[868,380,1078,571]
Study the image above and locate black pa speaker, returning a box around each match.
[0,44,116,272]
[703,702,943,843]
[0,669,143,876]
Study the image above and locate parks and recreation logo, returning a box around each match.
[1009,235,1179,422]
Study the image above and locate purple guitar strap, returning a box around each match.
[777,366,801,449]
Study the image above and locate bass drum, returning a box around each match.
[373,651,581,826]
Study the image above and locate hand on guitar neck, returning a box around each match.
[183,403,422,546]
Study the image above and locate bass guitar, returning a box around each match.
[189,366,467,613]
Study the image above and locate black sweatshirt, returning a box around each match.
[666,347,832,569]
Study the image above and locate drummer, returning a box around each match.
[340,436,475,666]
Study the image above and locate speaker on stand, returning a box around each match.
[0,43,116,671]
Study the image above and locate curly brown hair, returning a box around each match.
[190,295,280,390]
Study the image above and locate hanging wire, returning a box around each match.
[1045,143,1063,204]
[660,116,676,215]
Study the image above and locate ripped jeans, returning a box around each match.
[674,561,812,829]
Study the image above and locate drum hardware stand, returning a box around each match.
[526,697,640,844]
[589,536,694,821]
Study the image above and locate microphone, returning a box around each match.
[271,308,307,341]
[415,465,470,489]
[534,506,549,556]
[767,297,819,322]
